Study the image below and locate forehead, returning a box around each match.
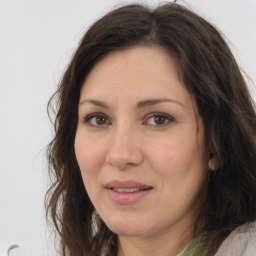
[80,46,193,108]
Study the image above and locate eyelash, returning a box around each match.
[144,112,174,127]
[84,113,110,127]
[83,112,174,127]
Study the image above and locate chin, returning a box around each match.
[109,225,148,237]
[103,215,152,237]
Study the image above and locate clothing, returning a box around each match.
[103,222,256,255]
[178,221,256,256]
[215,222,256,256]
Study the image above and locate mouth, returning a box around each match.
[105,180,153,204]
[105,180,152,191]
[111,187,151,193]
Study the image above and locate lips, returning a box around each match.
[105,180,153,204]
[106,180,152,190]
[112,188,141,193]
[106,180,152,193]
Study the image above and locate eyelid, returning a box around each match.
[143,112,175,126]
[83,112,111,126]
[82,112,174,127]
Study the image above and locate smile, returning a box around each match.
[112,188,146,193]
[105,180,153,204]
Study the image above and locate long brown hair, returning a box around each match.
[46,3,256,256]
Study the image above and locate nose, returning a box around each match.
[105,125,144,170]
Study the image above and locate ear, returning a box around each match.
[208,155,218,171]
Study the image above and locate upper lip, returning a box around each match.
[105,180,152,189]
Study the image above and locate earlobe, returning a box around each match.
[208,156,218,171]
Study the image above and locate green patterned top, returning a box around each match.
[176,232,208,256]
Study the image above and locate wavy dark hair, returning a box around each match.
[46,2,256,256]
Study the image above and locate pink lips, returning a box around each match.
[105,180,152,205]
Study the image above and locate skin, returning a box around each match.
[75,46,214,256]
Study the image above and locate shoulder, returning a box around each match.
[215,221,256,256]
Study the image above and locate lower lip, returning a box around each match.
[106,188,152,205]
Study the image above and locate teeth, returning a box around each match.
[113,188,140,193]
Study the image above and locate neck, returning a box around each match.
[117,223,198,256]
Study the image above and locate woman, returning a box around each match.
[46,2,256,256]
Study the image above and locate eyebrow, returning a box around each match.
[79,98,186,108]
[79,99,109,108]
[137,98,186,108]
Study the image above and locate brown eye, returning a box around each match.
[146,113,174,126]
[85,114,110,126]
[154,116,168,125]
[95,116,107,125]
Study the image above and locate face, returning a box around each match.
[75,46,211,240]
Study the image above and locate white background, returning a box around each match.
[0,0,255,255]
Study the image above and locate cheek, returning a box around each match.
[146,137,184,169]
[75,132,105,166]
[147,135,207,183]
[149,138,208,212]
[74,134,108,209]
[74,133,106,189]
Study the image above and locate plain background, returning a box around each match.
[0,0,255,255]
